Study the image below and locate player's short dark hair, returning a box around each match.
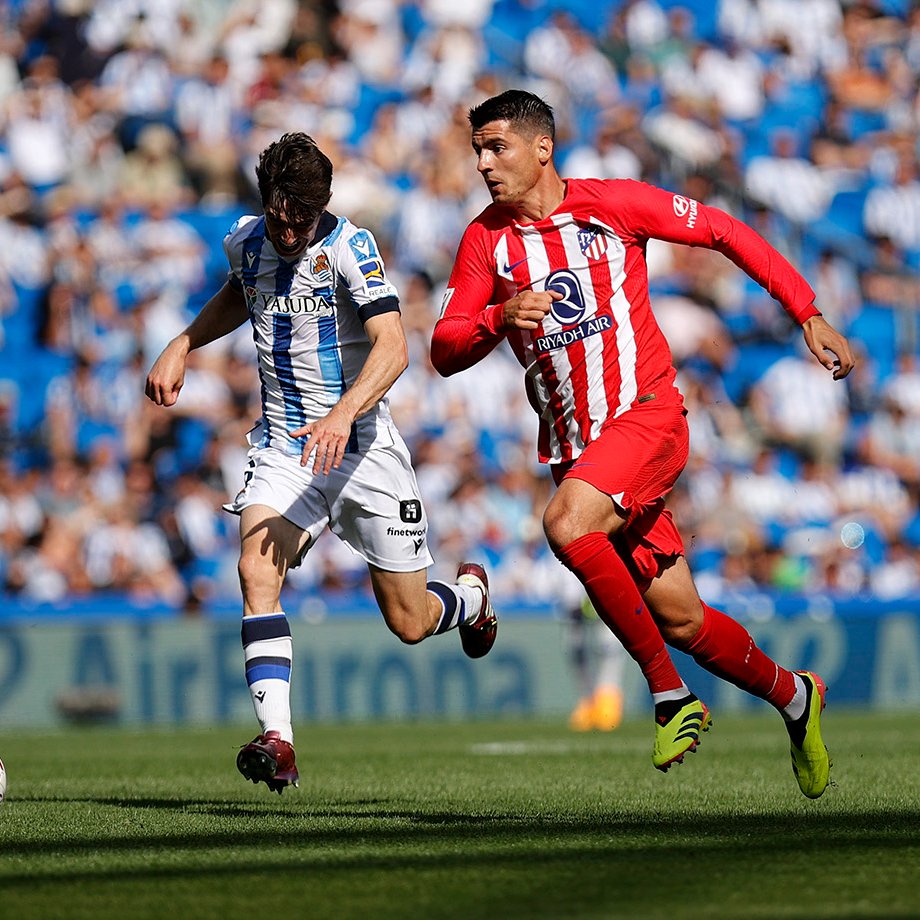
[256,133,333,225]
[468,90,555,141]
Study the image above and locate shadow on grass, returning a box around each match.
[1,798,918,886]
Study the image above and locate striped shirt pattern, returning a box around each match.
[224,212,400,456]
[437,178,817,464]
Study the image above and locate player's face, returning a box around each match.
[264,208,321,259]
[472,120,545,207]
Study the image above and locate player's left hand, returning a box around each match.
[802,314,856,380]
[290,407,353,475]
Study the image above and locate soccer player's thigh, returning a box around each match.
[239,505,310,583]
[231,447,328,613]
[563,401,689,520]
[326,439,434,627]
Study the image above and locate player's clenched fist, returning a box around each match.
[502,289,563,330]
[145,339,189,407]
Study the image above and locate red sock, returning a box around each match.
[557,532,684,694]
[686,603,796,709]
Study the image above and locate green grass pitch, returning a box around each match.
[0,712,917,919]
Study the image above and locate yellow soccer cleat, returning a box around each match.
[787,671,831,799]
[653,695,712,771]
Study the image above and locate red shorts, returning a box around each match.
[552,397,689,590]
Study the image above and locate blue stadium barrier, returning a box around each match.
[0,594,917,727]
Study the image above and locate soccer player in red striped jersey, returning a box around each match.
[431,90,855,795]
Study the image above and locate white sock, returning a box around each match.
[454,581,483,622]
[781,673,808,722]
[429,580,482,633]
[651,685,691,705]
[241,612,294,744]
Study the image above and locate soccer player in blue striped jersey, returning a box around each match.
[146,133,497,793]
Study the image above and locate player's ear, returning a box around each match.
[537,134,553,165]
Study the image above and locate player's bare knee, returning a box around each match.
[543,505,583,553]
[237,551,277,599]
[658,611,702,650]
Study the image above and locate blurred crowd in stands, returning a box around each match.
[0,0,919,615]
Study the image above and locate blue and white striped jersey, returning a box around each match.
[225,211,401,456]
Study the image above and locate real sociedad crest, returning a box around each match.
[577,226,608,261]
[546,269,586,325]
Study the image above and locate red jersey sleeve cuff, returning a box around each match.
[484,302,506,335]
[790,302,821,325]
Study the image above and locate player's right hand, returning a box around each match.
[802,314,856,380]
[145,342,187,407]
[502,290,563,330]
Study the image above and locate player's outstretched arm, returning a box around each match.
[145,281,248,407]
[290,310,408,475]
[802,314,856,380]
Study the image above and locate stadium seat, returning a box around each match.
[845,108,888,139]
[347,84,406,149]
[7,282,44,350]
[848,305,898,382]
[804,187,873,268]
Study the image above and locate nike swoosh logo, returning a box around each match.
[502,256,529,273]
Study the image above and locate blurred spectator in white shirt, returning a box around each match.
[812,247,862,332]
[525,13,620,112]
[393,161,467,279]
[403,25,484,104]
[130,201,206,295]
[859,394,920,488]
[418,0,494,31]
[864,154,920,253]
[332,0,404,87]
[748,350,850,464]
[98,24,175,149]
[218,0,297,91]
[2,56,74,190]
[870,540,920,599]
[745,131,839,224]
[175,55,241,202]
[643,93,725,170]
[695,40,764,122]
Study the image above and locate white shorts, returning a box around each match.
[223,435,434,573]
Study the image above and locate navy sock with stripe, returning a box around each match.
[428,580,482,633]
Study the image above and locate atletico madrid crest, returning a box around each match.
[578,226,608,260]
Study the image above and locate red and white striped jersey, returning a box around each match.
[431,178,819,464]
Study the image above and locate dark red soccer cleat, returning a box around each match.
[456,562,498,659]
[236,730,299,794]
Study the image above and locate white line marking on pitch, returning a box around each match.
[469,740,615,756]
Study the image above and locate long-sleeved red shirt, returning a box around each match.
[431,178,818,463]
